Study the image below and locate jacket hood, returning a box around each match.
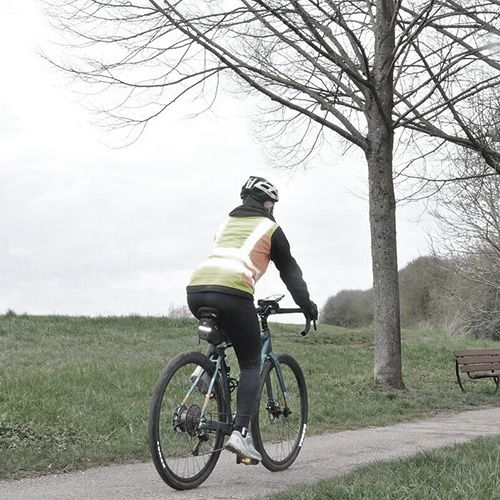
[229,196,276,222]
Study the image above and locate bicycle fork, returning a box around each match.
[264,353,292,417]
[261,328,292,416]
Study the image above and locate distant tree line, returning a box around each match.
[321,253,499,340]
[322,252,500,342]
[321,256,437,329]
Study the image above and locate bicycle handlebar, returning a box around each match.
[256,302,317,336]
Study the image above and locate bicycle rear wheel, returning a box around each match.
[251,353,308,471]
[149,351,227,490]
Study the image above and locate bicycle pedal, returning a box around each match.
[236,455,259,465]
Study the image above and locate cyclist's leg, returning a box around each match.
[187,292,261,459]
[215,294,261,461]
[220,296,261,434]
[187,291,261,432]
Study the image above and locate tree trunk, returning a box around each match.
[366,137,405,389]
[365,0,405,390]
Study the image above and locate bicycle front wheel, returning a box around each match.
[149,351,227,490]
[251,353,308,471]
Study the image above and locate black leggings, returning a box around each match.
[187,291,261,432]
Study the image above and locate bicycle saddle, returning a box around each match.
[196,307,220,320]
[196,308,226,345]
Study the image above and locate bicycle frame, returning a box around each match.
[191,348,233,435]
[192,313,295,436]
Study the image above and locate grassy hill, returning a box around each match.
[0,314,498,480]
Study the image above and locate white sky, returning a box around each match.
[0,4,434,317]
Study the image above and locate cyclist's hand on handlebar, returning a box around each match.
[307,300,318,322]
[300,301,318,336]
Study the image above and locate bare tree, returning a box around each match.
[431,154,500,339]
[43,0,500,389]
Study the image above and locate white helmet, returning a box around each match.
[240,176,279,203]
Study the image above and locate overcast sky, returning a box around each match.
[0,4,434,317]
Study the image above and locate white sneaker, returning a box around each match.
[190,366,210,395]
[225,430,262,462]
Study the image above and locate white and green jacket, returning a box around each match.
[187,198,311,308]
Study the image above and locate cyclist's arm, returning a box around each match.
[270,227,311,309]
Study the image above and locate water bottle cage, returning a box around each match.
[197,317,225,345]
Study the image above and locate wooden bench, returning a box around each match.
[454,349,500,393]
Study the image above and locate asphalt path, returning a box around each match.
[1,407,499,499]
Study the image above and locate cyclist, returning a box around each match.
[186,175,317,462]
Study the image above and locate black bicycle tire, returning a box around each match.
[148,351,227,490]
[251,353,308,471]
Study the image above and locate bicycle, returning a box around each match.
[148,294,315,490]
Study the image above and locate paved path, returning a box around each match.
[1,407,500,499]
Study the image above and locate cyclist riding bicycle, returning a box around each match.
[186,175,317,462]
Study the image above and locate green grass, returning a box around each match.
[0,314,498,480]
[270,436,500,500]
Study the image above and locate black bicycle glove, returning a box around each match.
[308,301,318,321]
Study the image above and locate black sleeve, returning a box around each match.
[270,226,311,308]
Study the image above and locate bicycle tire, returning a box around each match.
[149,351,227,490]
[251,353,308,471]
